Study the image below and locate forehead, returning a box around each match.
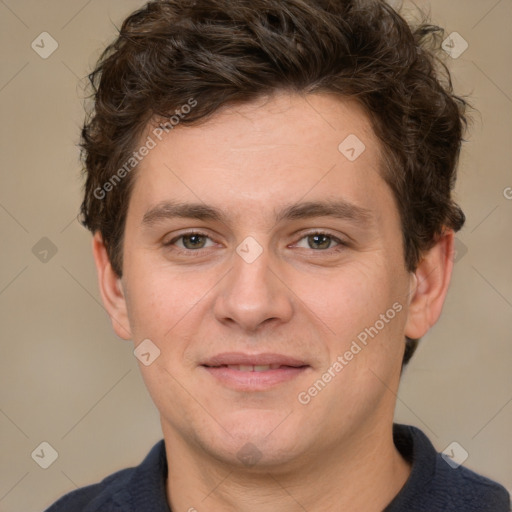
[148,92,379,163]
[128,92,394,226]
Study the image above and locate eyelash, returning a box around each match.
[164,230,348,255]
[164,231,215,254]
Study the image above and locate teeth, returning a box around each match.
[225,364,283,372]
[254,365,270,372]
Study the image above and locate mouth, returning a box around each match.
[200,353,310,390]
[203,364,303,372]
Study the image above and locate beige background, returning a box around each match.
[0,0,511,510]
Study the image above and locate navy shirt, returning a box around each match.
[45,424,510,511]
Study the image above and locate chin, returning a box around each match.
[195,410,307,468]
[208,437,303,472]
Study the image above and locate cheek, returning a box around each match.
[300,259,397,338]
[123,253,222,345]
[299,257,409,383]
[299,260,407,407]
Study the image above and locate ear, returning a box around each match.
[92,232,132,340]
[405,229,455,339]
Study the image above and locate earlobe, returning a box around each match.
[404,230,455,340]
[92,232,132,340]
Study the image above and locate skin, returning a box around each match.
[93,92,455,512]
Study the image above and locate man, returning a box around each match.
[46,0,510,510]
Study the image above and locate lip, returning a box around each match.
[202,352,308,367]
[200,352,310,391]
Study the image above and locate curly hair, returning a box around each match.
[80,0,467,365]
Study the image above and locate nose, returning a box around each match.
[213,241,294,333]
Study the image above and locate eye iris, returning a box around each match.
[183,234,206,249]
[308,234,331,250]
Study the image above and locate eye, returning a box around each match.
[294,232,345,251]
[166,232,216,250]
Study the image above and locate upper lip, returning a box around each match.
[202,352,309,367]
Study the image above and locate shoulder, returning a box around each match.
[44,467,134,512]
[388,424,510,512]
[429,452,510,511]
[44,440,167,512]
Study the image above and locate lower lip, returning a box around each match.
[201,365,309,390]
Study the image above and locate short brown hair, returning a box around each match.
[79,0,467,364]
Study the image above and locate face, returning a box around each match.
[107,93,421,469]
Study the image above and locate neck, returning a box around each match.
[162,420,411,512]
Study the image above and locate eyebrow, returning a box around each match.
[142,202,225,226]
[141,199,374,228]
[275,200,373,226]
